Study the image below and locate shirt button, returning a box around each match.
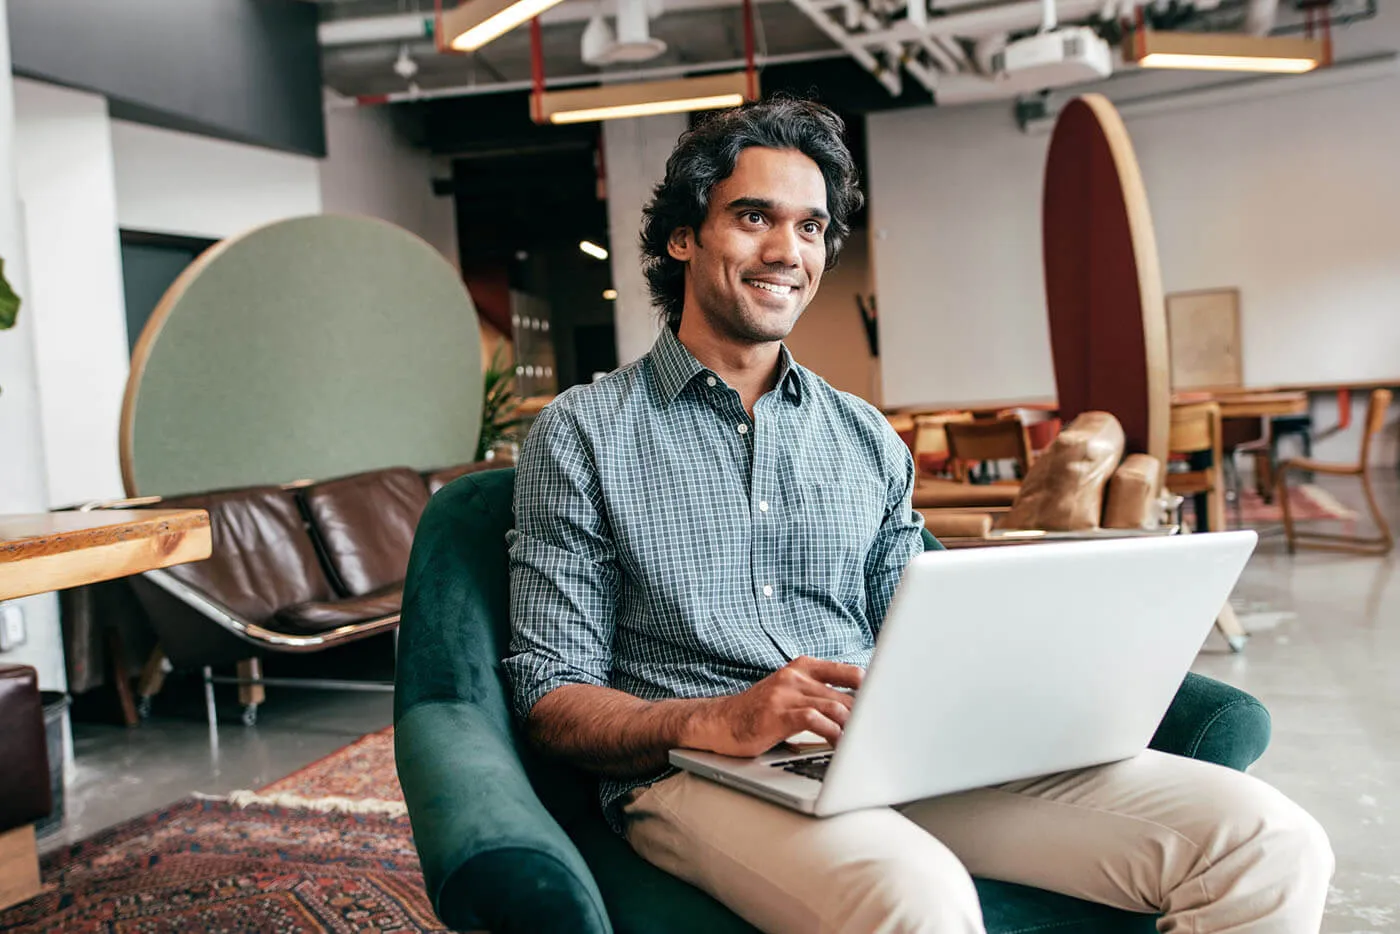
[759,500,769,512]
[706,376,717,387]
[737,424,749,435]
[762,584,773,597]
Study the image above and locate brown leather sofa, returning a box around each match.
[0,664,51,911]
[108,460,505,733]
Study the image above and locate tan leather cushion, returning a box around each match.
[159,486,335,624]
[302,467,430,596]
[913,478,1020,509]
[1005,412,1125,531]
[275,585,403,634]
[1103,454,1163,530]
[918,511,993,540]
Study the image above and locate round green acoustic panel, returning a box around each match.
[122,215,482,497]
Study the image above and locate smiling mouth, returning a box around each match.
[745,279,797,297]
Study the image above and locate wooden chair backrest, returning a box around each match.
[913,412,974,459]
[1168,402,1221,456]
[946,417,1033,475]
[1360,389,1393,466]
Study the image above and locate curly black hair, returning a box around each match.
[640,97,864,332]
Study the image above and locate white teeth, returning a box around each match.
[748,280,793,295]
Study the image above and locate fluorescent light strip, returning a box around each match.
[449,0,565,51]
[1139,52,1318,74]
[579,240,609,260]
[550,93,746,124]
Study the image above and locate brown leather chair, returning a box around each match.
[0,664,51,911]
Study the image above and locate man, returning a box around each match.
[505,98,1332,933]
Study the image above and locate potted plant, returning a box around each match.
[477,344,525,462]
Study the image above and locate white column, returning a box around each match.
[0,0,66,692]
[603,114,686,367]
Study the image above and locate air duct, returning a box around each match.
[582,0,668,66]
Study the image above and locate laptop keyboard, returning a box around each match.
[771,753,832,781]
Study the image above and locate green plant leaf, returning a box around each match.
[0,258,20,330]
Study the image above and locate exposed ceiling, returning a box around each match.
[317,0,1380,108]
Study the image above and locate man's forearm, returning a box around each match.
[527,683,718,778]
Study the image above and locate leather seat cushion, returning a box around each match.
[275,585,403,634]
[0,664,53,830]
[1006,411,1125,531]
[913,479,1020,509]
[158,486,335,624]
[302,467,430,596]
[1103,454,1164,530]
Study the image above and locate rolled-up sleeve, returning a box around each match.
[864,424,928,636]
[503,401,619,724]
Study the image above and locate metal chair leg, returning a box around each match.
[203,666,219,751]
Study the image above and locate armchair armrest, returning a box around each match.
[1148,672,1271,771]
[395,698,611,934]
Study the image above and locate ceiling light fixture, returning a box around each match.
[603,289,618,300]
[580,240,609,261]
[440,0,567,52]
[1126,29,1328,74]
[540,71,755,125]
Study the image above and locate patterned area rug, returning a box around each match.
[0,728,441,933]
[1231,483,1357,527]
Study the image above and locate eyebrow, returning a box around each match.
[726,197,830,223]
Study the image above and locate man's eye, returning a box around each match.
[802,222,823,235]
[744,212,764,224]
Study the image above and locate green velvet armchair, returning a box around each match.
[395,468,1273,933]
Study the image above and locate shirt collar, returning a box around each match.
[649,326,805,407]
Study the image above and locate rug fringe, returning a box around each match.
[224,790,408,817]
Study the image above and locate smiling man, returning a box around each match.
[503,99,1331,933]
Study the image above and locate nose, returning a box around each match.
[760,222,802,270]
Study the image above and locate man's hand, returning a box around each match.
[684,657,864,758]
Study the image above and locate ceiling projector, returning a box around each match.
[993,26,1114,91]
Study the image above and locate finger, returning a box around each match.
[789,706,844,745]
[796,680,856,711]
[789,657,865,691]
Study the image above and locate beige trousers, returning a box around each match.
[622,751,1333,934]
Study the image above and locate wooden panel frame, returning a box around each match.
[1166,287,1244,391]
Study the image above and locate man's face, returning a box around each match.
[668,146,830,345]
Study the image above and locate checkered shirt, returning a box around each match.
[504,325,926,832]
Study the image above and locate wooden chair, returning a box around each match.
[1278,388,1394,556]
[1166,402,1225,533]
[945,416,1034,483]
[912,411,973,477]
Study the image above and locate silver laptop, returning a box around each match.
[670,530,1257,816]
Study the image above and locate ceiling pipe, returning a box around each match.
[855,0,1151,47]
[341,48,853,105]
[918,35,960,71]
[785,0,905,94]
[933,34,971,70]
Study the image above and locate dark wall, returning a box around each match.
[8,0,326,156]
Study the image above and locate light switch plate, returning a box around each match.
[0,603,26,652]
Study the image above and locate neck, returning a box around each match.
[675,315,783,419]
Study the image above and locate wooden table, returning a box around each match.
[0,510,211,603]
[1173,390,1309,420]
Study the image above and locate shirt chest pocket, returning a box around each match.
[795,472,885,588]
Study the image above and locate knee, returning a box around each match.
[1222,784,1335,899]
[832,854,984,934]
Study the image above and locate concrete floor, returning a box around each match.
[46,473,1399,931]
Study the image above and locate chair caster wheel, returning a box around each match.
[1227,635,1248,654]
[136,696,153,720]
[241,705,258,726]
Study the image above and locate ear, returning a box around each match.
[667,227,694,262]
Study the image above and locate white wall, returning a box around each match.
[112,120,322,239]
[870,9,1400,433]
[604,114,687,366]
[0,5,65,691]
[320,106,459,267]
[14,79,129,509]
